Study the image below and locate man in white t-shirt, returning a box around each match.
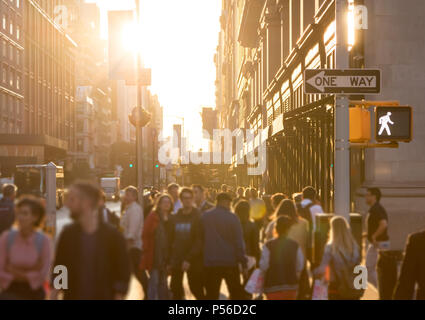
[300,186,324,232]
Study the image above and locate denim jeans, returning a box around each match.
[147,269,170,300]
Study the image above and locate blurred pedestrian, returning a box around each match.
[0,184,17,235]
[271,193,287,211]
[140,194,174,300]
[260,216,304,300]
[193,184,214,214]
[299,186,323,233]
[249,188,267,232]
[51,181,130,300]
[201,193,247,300]
[120,186,148,298]
[313,216,362,300]
[234,200,260,298]
[169,188,204,300]
[365,187,390,288]
[394,229,425,300]
[232,187,246,207]
[167,183,182,214]
[0,196,51,300]
[98,191,120,229]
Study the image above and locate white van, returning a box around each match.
[100,177,120,202]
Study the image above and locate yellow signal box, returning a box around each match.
[349,106,371,142]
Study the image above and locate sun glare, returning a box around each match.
[121,21,142,54]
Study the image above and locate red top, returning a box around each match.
[139,211,160,271]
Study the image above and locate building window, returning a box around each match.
[9,22,13,36]
[16,26,20,40]
[16,75,21,90]
[2,15,6,30]
[2,40,6,57]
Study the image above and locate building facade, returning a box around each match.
[0,0,77,177]
[216,0,425,248]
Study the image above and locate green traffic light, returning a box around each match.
[130,164,134,168]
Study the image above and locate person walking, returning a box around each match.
[394,230,425,300]
[365,187,390,288]
[51,181,131,300]
[98,191,120,229]
[234,200,260,298]
[0,196,51,300]
[120,186,148,298]
[140,194,174,300]
[167,183,182,214]
[201,193,248,300]
[232,187,246,207]
[0,184,17,235]
[168,188,205,300]
[193,184,214,214]
[313,216,362,300]
[259,216,304,300]
[249,188,267,233]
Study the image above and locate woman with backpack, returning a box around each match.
[313,216,362,300]
[0,196,52,300]
[259,216,305,300]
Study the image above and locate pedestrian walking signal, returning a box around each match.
[375,106,412,142]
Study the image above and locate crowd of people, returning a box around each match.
[0,181,423,300]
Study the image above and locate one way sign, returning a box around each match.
[304,69,381,94]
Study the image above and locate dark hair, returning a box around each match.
[2,184,17,198]
[179,187,194,200]
[274,199,298,222]
[216,192,232,204]
[271,193,287,209]
[16,196,45,227]
[367,187,382,202]
[275,216,293,236]
[302,186,316,201]
[292,193,303,203]
[234,200,250,223]
[192,184,204,193]
[73,181,102,209]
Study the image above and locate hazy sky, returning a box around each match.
[86,0,222,150]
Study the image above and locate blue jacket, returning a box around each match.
[201,206,247,268]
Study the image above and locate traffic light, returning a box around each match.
[129,164,134,168]
[375,106,412,142]
[349,106,371,142]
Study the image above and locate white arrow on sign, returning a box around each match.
[306,71,377,93]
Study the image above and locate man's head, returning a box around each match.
[192,184,205,205]
[180,187,194,210]
[124,186,138,205]
[2,184,17,200]
[66,181,101,221]
[221,184,228,193]
[302,186,316,201]
[366,187,381,206]
[271,193,287,210]
[237,187,244,198]
[167,183,180,202]
[216,192,232,210]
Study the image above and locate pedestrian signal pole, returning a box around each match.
[334,0,350,219]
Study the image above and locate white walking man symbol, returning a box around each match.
[378,112,394,136]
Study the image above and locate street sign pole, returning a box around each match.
[334,0,350,219]
[135,0,144,206]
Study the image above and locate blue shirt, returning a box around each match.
[201,206,247,268]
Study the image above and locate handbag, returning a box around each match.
[312,279,328,300]
[244,268,264,294]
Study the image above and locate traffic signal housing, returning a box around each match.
[349,106,371,143]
